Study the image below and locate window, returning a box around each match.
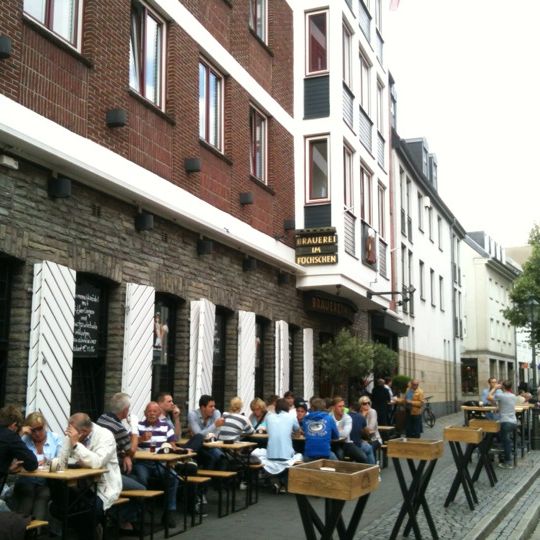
[250,106,267,183]
[343,146,354,210]
[152,294,178,399]
[376,82,384,132]
[428,207,433,241]
[377,183,385,238]
[417,193,424,231]
[419,260,425,300]
[408,250,414,315]
[212,309,230,413]
[249,0,266,42]
[401,245,407,313]
[360,166,372,224]
[255,318,268,399]
[306,11,328,74]
[306,137,329,202]
[24,0,82,47]
[359,52,370,113]
[430,269,435,306]
[343,24,352,88]
[374,0,382,30]
[129,1,165,107]
[437,216,443,250]
[439,276,444,311]
[199,60,223,150]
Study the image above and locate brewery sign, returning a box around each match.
[295,228,338,266]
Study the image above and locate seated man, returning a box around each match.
[330,397,368,463]
[156,392,182,439]
[302,398,339,461]
[55,413,122,540]
[349,403,376,465]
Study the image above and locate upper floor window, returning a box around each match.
[343,146,354,210]
[306,137,329,203]
[250,106,267,183]
[249,0,267,43]
[374,0,382,30]
[199,60,223,150]
[24,0,82,47]
[359,52,370,114]
[343,24,352,88]
[130,1,165,107]
[306,11,328,75]
[360,166,372,224]
[376,81,384,132]
[437,216,443,250]
[417,193,424,231]
[428,207,434,241]
[378,182,386,238]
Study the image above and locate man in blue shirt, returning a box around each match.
[303,398,339,460]
[488,380,517,469]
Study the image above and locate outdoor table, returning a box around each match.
[288,459,379,540]
[461,405,497,425]
[387,438,444,540]
[515,405,532,457]
[133,450,197,537]
[19,467,106,540]
[443,426,482,511]
[468,419,499,487]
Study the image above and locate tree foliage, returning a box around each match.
[503,225,540,347]
[372,342,399,378]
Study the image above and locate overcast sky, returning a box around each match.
[385,0,540,248]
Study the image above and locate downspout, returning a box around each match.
[450,218,458,411]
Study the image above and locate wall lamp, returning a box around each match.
[367,285,417,305]
[135,211,154,231]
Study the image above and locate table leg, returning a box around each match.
[444,442,476,510]
[295,495,318,540]
[472,434,497,487]
[341,494,369,540]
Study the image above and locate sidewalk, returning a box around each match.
[162,411,540,539]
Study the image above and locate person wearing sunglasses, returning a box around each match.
[12,412,62,520]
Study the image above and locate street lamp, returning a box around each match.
[526,298,539,390]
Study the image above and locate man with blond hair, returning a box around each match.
[218,397,255,442]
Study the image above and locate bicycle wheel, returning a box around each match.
[423,407,436,428]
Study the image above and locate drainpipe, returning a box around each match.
[450,219,459,411]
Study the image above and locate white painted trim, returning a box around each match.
[154,0,294,134]
[0,95,303,274]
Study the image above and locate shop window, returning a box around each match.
[0,258,13,406]
[71,274,109,420]
[212,308,231,413]
[461,358,478,396]
[288,325,300,393]
[152,294,178,399]
[255,318,268,399]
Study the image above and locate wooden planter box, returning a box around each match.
[387,438,444,460]
[469,419,500,433]
[288,460,380,501]
[443,425,483,444]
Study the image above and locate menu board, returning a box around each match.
[73,282,100,356]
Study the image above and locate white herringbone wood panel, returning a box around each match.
[188,299,216,411]
[26,261,76,436]
[303,328,314,400]
[122,283,155,420]
[238,311,256,414]
[275,321,289,396]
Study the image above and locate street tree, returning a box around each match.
[372,342,399,379]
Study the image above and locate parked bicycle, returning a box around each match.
[423,395,436,428]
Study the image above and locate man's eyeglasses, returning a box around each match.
[31,426,45,433]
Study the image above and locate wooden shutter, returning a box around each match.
[121,283,155,419]
[275,320,289,396]
[237,311,256,414]
[188,299,216,411]
[26,261,76,436]
[303,328,314,400]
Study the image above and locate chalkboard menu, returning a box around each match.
[73,281,101,356]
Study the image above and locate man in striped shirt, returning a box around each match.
[218,397,254,442]
[133,402,179,528]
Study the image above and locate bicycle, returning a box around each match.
[423,396,436,428]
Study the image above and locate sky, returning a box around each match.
[385,0,540,247]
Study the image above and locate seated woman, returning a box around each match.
[218,397,255,442]
[248,398,268,432]
[12,412,62,519]
[359,396,383,452]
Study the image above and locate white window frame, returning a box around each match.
[419,260,425,300]
[376,80,384,133]
[377,182,386,238]
[129,0,166,108]
[199,59,224,151]
[359,50,371,115]
[249,0,267,43]
[343,145,354,211]
[305,136,330,204]
[417,192,424,231]
[439,275,444,311]
[305,10,329,76]
[360,165,372,224]
[342,23,352,88]
[249,105,267,184]
[23,0,84,49]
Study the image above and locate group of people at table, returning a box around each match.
[0,383,411,538]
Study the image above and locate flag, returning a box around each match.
[389,0,400,10]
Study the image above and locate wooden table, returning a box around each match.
[133,450,197,537]
[20,468,107,540]
[443,426,483,511]
[289,460,379,540]
[468,419,499,487]
[387,438,444,540]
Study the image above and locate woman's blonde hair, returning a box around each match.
[24,411,47,428]
[229,396,243,413]
[250,398,266,412]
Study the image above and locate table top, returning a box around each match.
[134,450,197,462]
[19,467,107,481]
[461,405,531,412]
[378,425,397,431]
[203,441,257,450]
[246,432,269,439]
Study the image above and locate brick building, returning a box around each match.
[0,0,370,433]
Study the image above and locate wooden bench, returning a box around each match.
[377,444,388,469]
[178,476,212,527]
[103,498,130,540]
[196,470,238,518]
[120,490,164,540]
[26,520,48,539]
[248,462,265,505]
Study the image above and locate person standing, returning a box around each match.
[488,380,517,469]
[371,379,392,426]
[400,379,424,439]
